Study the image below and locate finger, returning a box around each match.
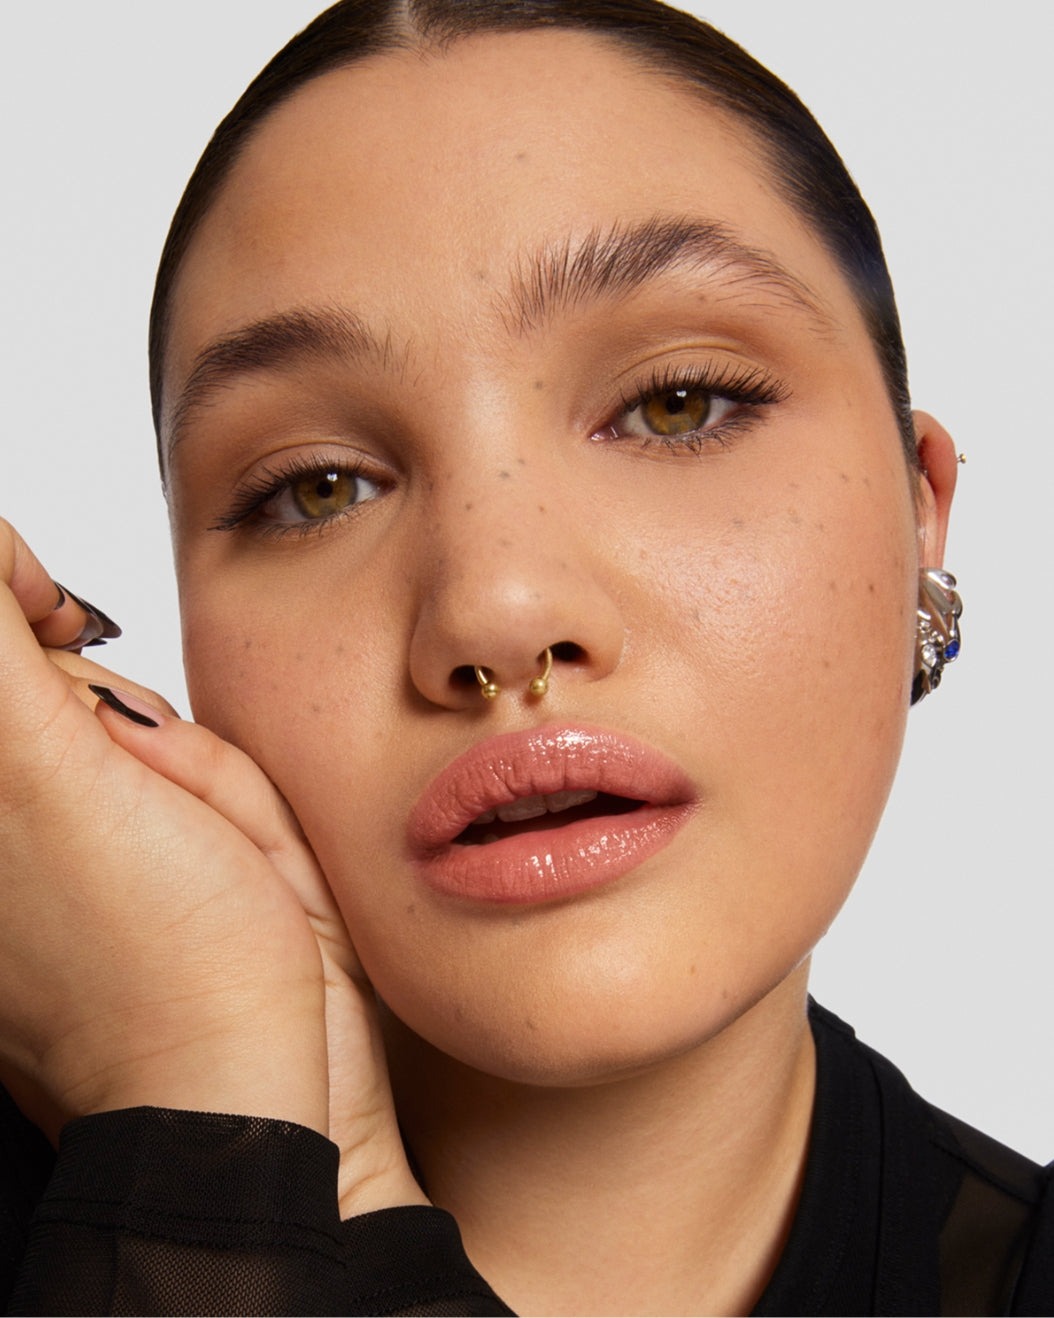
[46,647,182,718]
[89,687,349,932]
[40,584,122,652]
[0,518,122,653]
[0,517,67,623]
[0,525,106,754]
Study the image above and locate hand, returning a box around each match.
[0,520,424,1214]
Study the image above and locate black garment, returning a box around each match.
[2,1002,1051,1316]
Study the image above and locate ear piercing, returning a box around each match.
[912,568,962,705]
[475,647,553,701]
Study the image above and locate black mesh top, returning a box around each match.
[2,1001,1051,1316]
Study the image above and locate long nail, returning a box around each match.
[53,582,122,650]
[88,685,160,728]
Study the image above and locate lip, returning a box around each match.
[408,724,697,904]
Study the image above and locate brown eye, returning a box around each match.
[257,465,384,526]
[291,469,361,519]
[605,384,738,443]
[639,388,714,436]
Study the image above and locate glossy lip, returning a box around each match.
[408,724,697,904]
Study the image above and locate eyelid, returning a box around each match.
[598,358,788,448]
[209,450,390,535]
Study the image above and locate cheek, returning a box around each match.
[172,436,920,1086]
[179,569,398,809]
[652,453,916,882]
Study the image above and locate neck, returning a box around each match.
[385,967,815,1317]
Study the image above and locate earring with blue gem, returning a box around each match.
[911,568,963,705]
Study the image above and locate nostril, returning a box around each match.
[551,641,583,664]
[450,644,583,695]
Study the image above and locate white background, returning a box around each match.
[2,4,1050,1159]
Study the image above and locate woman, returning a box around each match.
[1,2,1050,1314]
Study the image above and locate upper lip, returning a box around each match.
[408,724,696,853]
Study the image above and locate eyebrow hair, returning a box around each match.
[164,215,831,461]
[166,305,387,458]
[503,214,833,334]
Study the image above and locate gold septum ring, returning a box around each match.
[475,647,552,701]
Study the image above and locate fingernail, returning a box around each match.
[53,583,123,650]
[52,583,67,611]
[89,685,161,729]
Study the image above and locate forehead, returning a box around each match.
[166,29,859,409]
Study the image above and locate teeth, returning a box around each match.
[545,789,597,813]
[496,794,549,822]
[470,789,599,828]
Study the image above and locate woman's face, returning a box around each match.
[165,31,946,1083]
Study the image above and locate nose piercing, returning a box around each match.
[475,647,553,701]
[529,646,553,697]
[474,666,501,700]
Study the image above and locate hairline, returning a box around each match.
[150,18,916,472]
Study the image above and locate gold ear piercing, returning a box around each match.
[475,647,553,701]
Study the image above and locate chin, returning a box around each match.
[378,939,812,1091]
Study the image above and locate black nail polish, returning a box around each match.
[52,582,67,611]
[53,583,122,650]
[88,685,160,728]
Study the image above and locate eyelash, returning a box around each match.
[208,454,381,538]
[607,362,787,453]
[211,360,787,537]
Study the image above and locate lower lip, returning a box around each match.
[413,802,694,905]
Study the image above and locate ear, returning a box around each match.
[912,410,957,567]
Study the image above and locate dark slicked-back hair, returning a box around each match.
[149,0,914,463]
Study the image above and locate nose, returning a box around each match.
[407,459,624,710]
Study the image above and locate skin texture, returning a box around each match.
[160,32,955,1311]
[166,31,951,1086]
[0,28,957,1317]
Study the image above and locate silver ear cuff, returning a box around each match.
[912,569,962,705]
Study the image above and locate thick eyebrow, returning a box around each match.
[166,217,831,459]
[502,214,834,335]
[166,306,388,457]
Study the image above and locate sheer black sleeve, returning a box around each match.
[3,1102,513,1316]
